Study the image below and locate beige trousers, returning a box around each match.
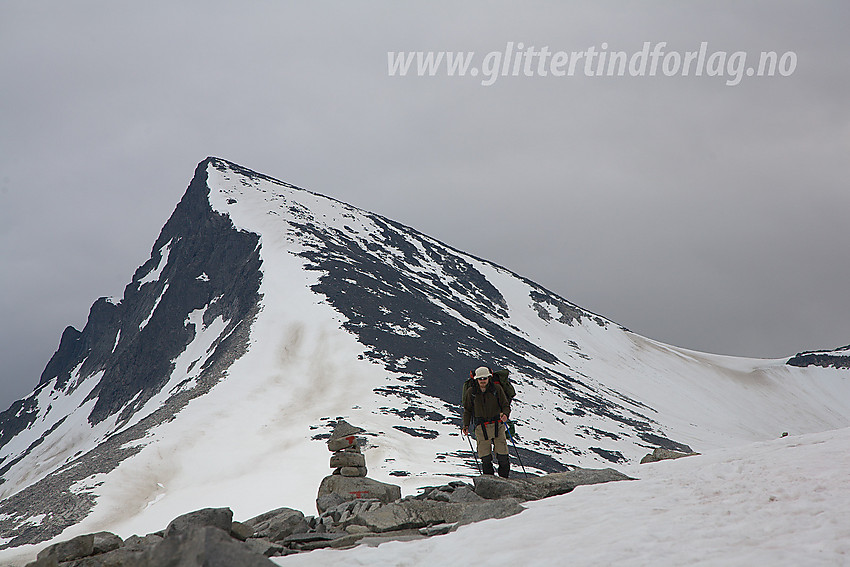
[474,422,508,458]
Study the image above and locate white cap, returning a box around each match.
[473,367,491,379]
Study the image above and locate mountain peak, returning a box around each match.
[2,157,849,558]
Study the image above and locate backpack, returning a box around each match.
[461,367,516,406]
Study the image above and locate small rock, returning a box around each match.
[345,524,371,535]
[419,523,455,536]
[330,450,366,468]
[340,466,368,477]
[328,436,360,452]
[329,420,365,440]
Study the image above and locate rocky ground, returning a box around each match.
[22,420,694,566]
[24,467,633,567]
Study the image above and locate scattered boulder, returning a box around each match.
[533,467,634,496]
[91,532,123,555]
[474,467,634,501]
[243,507,309,542]
[473,476,545,501]
[35,534,94,564]
[353,499,464,533]
[316,475,401,514]
[640,448,699,464]
[165,507,234,537]
[417,483,484,503]
[342,493,526,533]
[147,526,275,567]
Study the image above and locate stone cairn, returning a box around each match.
[328,420,368,477]
[316,420,402,516]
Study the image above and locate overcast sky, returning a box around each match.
[1,2,848,412]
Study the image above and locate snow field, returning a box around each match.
[278,427,850,567]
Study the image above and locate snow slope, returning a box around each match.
[279,427,850,567]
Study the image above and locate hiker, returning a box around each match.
[462,366,511,477]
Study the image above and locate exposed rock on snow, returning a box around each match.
[473,467,634,501]
[640,447,699,464]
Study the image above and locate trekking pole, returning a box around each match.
[464,428,481,475]
[505,420,528,477]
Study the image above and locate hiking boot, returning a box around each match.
[497,453,510,478]
[481,454,495,475]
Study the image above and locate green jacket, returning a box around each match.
[463,382,510,428]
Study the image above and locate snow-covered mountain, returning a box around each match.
[2,158,849,560]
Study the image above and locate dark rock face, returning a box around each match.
[83,159,262,426]
[0,159,264,549]
[291,187,695,470]
[787,345,850,369]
